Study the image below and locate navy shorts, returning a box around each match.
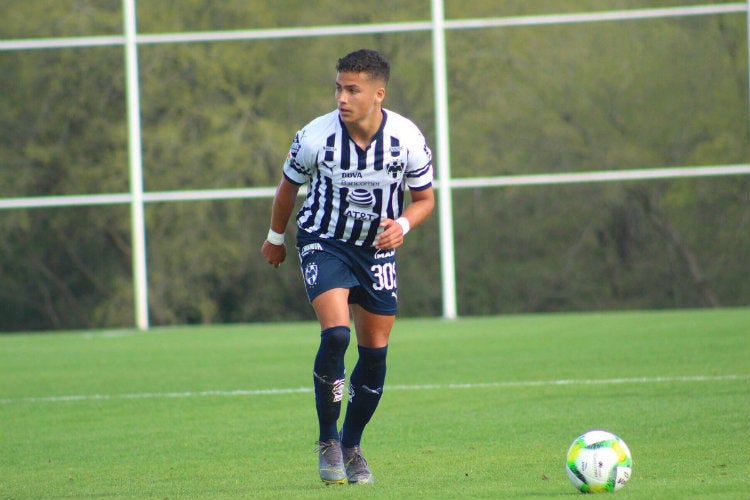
[296,232,398,315]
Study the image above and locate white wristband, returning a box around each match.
[395,217,410,236]
[266,228,285,245]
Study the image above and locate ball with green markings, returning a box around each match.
[566,430,632,493]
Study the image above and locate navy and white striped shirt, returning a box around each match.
[283,109,433,248]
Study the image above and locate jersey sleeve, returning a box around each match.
[405,130,433,191]
[282,129,315,186]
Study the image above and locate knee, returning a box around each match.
[358,345,388,373]
[320,326,351,354]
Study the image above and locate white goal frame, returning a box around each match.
[1,1,749,329]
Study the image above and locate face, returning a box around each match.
[335,71,386,128]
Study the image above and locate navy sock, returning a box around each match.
[341,345,388,448]
[313,326,350,442]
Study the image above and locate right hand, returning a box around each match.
[261,240,287,268]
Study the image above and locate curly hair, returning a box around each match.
[336,49,390,85]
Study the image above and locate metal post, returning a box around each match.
[431,0,458,319]
[123,0,149,330]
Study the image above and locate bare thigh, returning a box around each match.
[311,288,351,329]
[351,304,394,348]
[311,290,394,348]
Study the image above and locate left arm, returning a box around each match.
[375,186,435,250]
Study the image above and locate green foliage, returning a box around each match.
[0,2,748,329]
[1,310,749,497]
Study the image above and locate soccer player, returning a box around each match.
[261,48,434,485]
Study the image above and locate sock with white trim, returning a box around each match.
[341,345,388,447]
[313,326,350,442]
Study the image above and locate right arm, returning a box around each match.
[261,176,300,267]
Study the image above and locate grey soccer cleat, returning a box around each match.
[316,439,346,485]
[342,444,374,484]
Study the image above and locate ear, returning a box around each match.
[375,85,386,104]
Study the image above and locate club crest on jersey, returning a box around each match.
[385,159,405,180]
[304,262,318,287]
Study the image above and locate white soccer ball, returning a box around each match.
[565,430,632,493]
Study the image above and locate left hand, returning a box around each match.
[375,218,405,250]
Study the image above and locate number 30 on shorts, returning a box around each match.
[371,263,397,291]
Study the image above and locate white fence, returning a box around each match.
[2,1,749,329]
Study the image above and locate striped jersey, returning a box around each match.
[283,109,433,248]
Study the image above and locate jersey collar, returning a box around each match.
[339,109,388,153]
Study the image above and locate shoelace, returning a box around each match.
[315,440,342,463]
[345,448,368,468]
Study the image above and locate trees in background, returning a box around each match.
[1,1,748,330]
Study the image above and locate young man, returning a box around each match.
[261,49,434,485]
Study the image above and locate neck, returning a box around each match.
[343,109,383,149]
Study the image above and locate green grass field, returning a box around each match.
[1,308,748,499]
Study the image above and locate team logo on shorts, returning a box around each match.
[300,243,323,257]
[304,262,318,287]
[374,248,395,260]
